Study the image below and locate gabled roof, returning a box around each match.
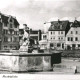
[0,12,19,25]
[71,20,80,27]
[48,20,69,31]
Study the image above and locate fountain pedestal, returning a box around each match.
[0,51,62,72]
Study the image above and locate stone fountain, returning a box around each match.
[0,28,62,73]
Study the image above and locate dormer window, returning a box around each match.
[71,31,73,34]
[8,16,14,23]
[10,18,12,22]
[52,25,54,29]
[60,25,62,29]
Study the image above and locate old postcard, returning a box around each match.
[0,0,80,80]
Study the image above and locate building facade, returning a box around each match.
[39,33,48,49]
[0,12,19,50]
[29,29,41,42]
[48,20,70,50]
[65,20,80,50]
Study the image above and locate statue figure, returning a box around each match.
[19,28,29,52]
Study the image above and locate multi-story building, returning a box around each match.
[39,32,48,49]
[65,19,80,50]
[48,20,70,50]
[29,29,41,42]
[42,33,47,40]
[0,12,19,50]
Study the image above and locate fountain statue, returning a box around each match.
[19,26,30,52]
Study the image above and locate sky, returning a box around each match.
[0,0,80,30]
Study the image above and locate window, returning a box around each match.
[50,43,54,47]
[71,31,73,34]
[11,37,12,42]
[43,35,46,40]
[10,23,13,28]
[14,31,17,35]
[76,31,78,34]
[75,37,78,41]
[10,18,13,22]
[68,37,70,41]
[71,37,73,41]
[53,31,55,34]
[58,31,60,34]
[61,37,63,40]
[58,37,60,40]
[61,31,63,34]
[57,43,61,47]
[14,37,18,42]
[62,43,64,49]
[51,31,52,35]
[3,30,8,34]
[10,30,13,34]
[51,37,52,40]
[4,23,7,27]
[4,37,8,42]
[78,44,80,47]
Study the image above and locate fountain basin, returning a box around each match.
[0,51,62,72]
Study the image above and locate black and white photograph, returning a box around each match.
[0,0,80,79]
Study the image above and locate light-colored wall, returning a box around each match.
[66,27,80,45]
[42,33,47,40]
[48,31,65,42]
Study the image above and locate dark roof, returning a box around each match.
[0,13,19,25]
[30,30,38,34]
[19,29,24,31]
[48,20,69,31]
[71,20,80,27]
